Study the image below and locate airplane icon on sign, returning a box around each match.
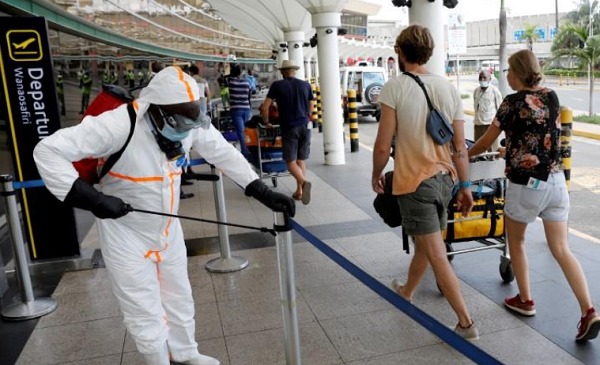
[7,30,43,61]
[12,38,36,50]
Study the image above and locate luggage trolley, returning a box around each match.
[245,122,289,187]
[403,153,514,283]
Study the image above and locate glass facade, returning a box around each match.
[341,12,368,38]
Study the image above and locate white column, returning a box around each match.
[409,0,445,76]
[312,12,345,165]
[304,59,312,81]
[285,31,306,81]
[276,41,289,69]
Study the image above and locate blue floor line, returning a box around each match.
[291,219,504,365]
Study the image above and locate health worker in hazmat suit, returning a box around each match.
[33,66,295,365]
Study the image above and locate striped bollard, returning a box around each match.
[316,85,323,133]
[560,106,572,191]
[311,84,318,129]
[347,89,359,152]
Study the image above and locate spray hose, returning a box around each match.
[130,208,276,236]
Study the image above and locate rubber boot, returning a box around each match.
[143,342,170,365]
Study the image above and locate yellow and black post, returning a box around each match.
[316,85,323,133]
[560,106,573,190]
[348,89,359,152]
[311,84,318,129]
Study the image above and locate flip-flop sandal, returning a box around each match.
[292,192,302,201]
[301,181,312,205]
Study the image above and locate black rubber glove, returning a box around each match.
[64,178,133,219]
[245,179,296,217]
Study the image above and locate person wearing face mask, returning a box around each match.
[473,69,502,151]
[33,66,295,365]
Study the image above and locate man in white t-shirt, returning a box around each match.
[473,70,502,151]
[473,70,503,150]
[372,25,478,340]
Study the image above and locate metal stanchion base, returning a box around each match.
[1,297,58,321]
[205,256,249,273]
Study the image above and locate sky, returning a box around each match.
[370,0,581,23]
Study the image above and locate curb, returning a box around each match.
[463,109,600,141]
[572,129,600,140]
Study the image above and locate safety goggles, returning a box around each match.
[158,101,211,132]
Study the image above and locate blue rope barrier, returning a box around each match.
[10,159,207,190]
[12,179,45,189]
[291,220,503,365]
[187,158,207,167]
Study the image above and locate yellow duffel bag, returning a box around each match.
[442,195,504,242]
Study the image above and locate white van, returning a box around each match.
[339,66,389,121]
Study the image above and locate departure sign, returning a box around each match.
[0,17,79,259]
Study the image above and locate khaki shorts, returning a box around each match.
[505,172,569,223]
[397,172,454,236]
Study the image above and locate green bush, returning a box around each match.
[460,93,470,99]
[573,114,600,124]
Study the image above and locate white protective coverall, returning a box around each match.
[34,67,258,364]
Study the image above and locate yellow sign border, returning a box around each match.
[6,29,43,62]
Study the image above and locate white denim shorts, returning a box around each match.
[504,172,569,223]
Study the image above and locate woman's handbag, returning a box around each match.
[373,171,402,228]
[403,72,454,145]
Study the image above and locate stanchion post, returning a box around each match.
[348,89,359,152]
[316,85,323,133]
[560,106,573,191]
[0,175,57,320]
[205,167,249,273]
[274,212,302,365]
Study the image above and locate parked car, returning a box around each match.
[340,65,388,121]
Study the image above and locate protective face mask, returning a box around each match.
[159,122,190,141]
[479,81,490,88]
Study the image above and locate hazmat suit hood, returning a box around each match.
[136,66,203,125]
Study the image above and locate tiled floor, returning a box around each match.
[3,129,600,364]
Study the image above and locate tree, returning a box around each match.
[552,24,600,115]
[520,24,540,51]
[564,0,600,36]
[498,0,509,96]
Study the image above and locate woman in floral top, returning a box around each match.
[469,49,599,342]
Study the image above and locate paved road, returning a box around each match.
[455,73,600,114]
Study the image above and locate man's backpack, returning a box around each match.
[72,85,136,184]
[373,171,402,228]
